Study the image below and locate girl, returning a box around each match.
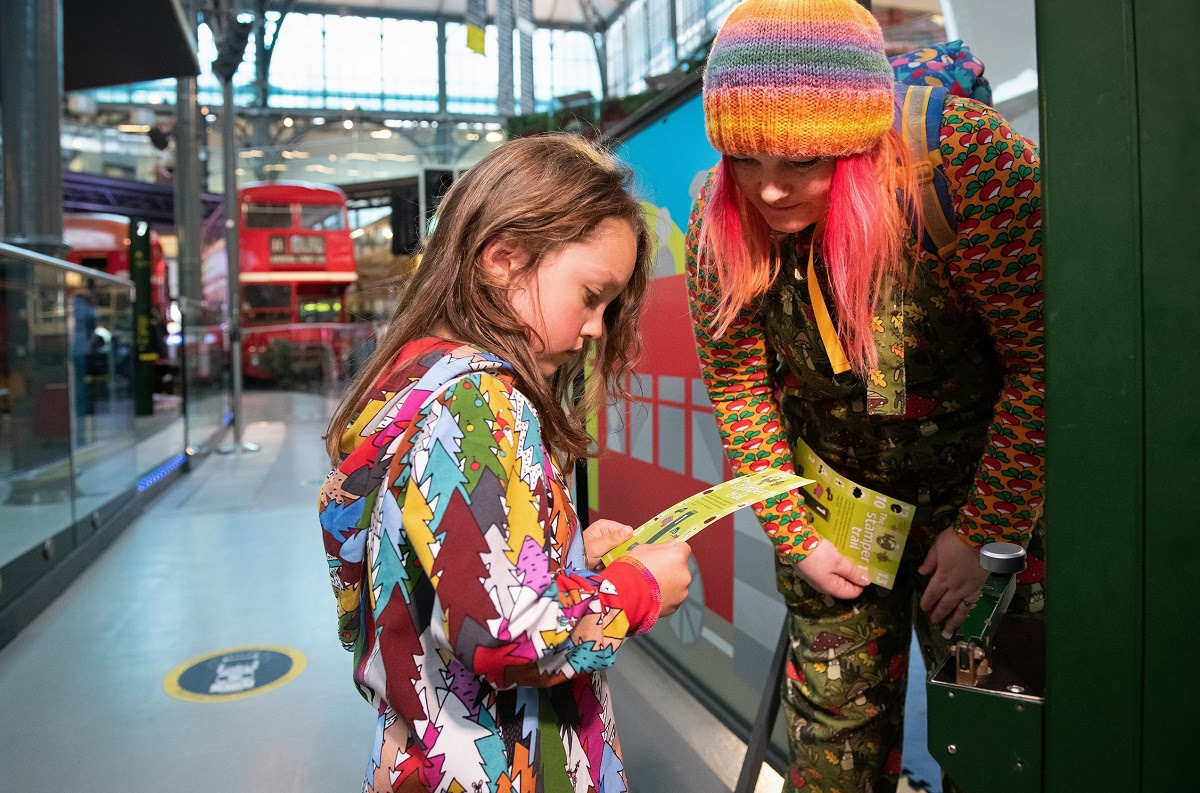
[320,134,692,793]
[688,1,1045,790]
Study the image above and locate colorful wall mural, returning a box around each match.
[588,92,791,734]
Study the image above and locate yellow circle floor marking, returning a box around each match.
[164,645,306,703]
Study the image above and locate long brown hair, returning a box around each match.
[325,133,652,468]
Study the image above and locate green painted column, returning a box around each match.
[130,218,154,417]
[1038,0,1200,789]
[1037,0,1143,789]
[1132,2,1200,790]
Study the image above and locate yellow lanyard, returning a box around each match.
[805,237,852,375]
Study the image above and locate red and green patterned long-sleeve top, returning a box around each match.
[686,95,1044,565]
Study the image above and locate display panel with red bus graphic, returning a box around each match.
[63,213,169,309]
[62,213,175,394]
[591,96,796,745]
[201,180,373,383]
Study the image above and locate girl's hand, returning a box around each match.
[584,519,634,570]
[793,537,870,600]
[918,528,991,637]
[624,541,692,616]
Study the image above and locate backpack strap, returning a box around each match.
[893,83,959,262]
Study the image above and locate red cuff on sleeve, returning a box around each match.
[598,558,660,635]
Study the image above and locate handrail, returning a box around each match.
[0,239,133,287]
[240,321,373,332]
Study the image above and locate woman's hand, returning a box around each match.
[918,528,990,637]
[793,537,870,600]
[624,541,693,616]
[583,519,634,570]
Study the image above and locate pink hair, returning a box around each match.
[698,129,921,375]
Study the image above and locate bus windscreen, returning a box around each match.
[244,203,292,229]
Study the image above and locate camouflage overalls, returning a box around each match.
[685,95,1045,792]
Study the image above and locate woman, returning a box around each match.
[685,1,1045,790]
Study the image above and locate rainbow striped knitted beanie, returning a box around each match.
[703,0,894,158]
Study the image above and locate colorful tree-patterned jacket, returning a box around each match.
[686,95,1045,570]
[319,338,651,792]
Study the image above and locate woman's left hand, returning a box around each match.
[584,520,635,570]
[918,528,991,637]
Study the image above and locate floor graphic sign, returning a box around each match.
[164,646,305,702]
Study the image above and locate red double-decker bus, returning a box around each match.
[203,180,372,383]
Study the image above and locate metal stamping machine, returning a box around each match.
[926,542,1045,792]
[735,542,1046,793]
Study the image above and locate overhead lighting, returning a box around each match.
[376,153,416,162]
[283,117,294,127]
[383,119,403,128]
[281,150,310,159]
[240,149,264,158]
[465,132,480,141]
[370,129,392,139]
[350,228,365,239]
[343,101,355,111]
[116,124,151,133]
[485,131,504,143]
[305,164,336,174]
[235,168,246,175]
[263,163,287,172]
[312,117,326,125]
[206,114,217,123]
[343,119,354,130]
[382,227,393,239]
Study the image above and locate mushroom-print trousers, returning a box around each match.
[776,524,1045,793]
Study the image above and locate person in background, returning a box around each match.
[71,285,99,440]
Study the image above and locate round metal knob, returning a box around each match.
[980,542,1026,574]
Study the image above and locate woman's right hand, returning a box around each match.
[624,541,693,616]
[793,537,869,600]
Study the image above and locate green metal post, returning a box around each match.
[1037,0,1143,789]
[1133,2,1200,789]
[1039,0,1200,789]
[130,217,154,417]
